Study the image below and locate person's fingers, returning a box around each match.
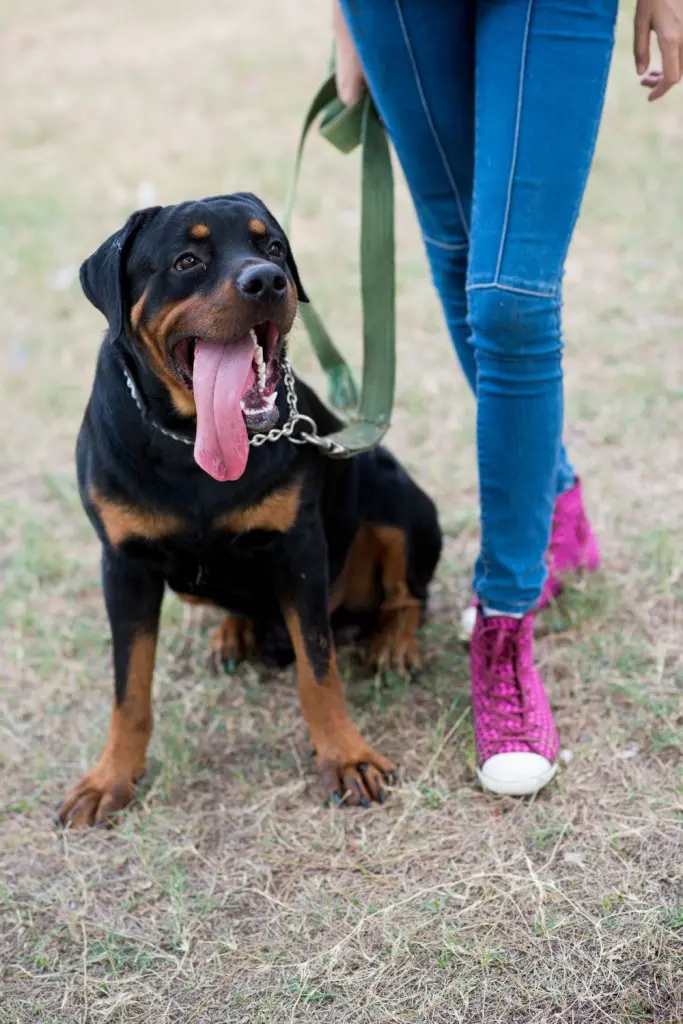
[648,39,681,99]
[333,0,367,106]
[634,9,651,75]
[337,68,366,107]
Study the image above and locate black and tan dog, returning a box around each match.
[58,193,442,827]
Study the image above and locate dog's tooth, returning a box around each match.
[250,328,258,347]
[253,344,264,366]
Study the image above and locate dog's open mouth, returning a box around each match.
[171,322,283,483]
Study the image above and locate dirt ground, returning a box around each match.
[1,1,681,1021]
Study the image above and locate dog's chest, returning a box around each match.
[153,525,282,615]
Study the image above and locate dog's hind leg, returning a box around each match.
[334,524,423,676]
[207,614,256,673]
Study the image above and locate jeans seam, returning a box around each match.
[467,282,554,299]
[394,0,470,243]
[548,20,617,280]
[423,233,469,252]
[493,0,535,283]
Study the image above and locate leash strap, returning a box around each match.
[283,73,395,457]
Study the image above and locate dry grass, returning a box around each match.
[1,1,682,1021]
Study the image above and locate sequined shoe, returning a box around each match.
[470,608,559,795]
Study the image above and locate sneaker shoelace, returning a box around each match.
[478,620,532,744]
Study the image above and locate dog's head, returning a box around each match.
[80,193,308,482]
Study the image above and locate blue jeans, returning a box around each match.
[339,0,617,612]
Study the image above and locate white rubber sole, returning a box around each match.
[459,603,478,642]
[477,752,558,796]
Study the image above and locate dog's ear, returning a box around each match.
[223,192,309,304]
[79,207,161,337]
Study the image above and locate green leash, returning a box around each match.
[283,73,396,457]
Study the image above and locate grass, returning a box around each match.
[1,0,682,1021]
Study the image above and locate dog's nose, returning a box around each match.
[236,263,288,302]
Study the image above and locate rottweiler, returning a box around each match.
[57,193,442,827]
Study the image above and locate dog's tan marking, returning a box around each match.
[131,297,198,418]
[90,487,185,547]
[215,479,302,534]
[130,288,149,330]
[209,614,255,668]
[174,593,215,607]
[330,524,422,674]
[248,218,267,236]
[190,223,210,239]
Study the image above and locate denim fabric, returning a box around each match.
[340,0,617,611]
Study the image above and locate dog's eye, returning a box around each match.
[267,240,284,259]
[173,253,202,272]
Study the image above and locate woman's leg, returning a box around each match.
[338,0,614,797]
[464,0,617,794]
[339,0,579,503]
[469,0,617,613]
[338,0,475,395]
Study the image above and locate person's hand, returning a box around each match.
[333,1,366,106]
[634,0,683,100]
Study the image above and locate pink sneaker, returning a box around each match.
[539,477,600,608]
[460,478,600,639]
[470,608,559,795]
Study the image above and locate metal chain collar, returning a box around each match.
[121,357,347,457]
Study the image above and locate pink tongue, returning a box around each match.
[193,337,255,481]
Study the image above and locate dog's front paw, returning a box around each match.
[57,756,140,828]
[318,737,397,808]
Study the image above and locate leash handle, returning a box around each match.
[283,73,396,456]
[282,76,357,412]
